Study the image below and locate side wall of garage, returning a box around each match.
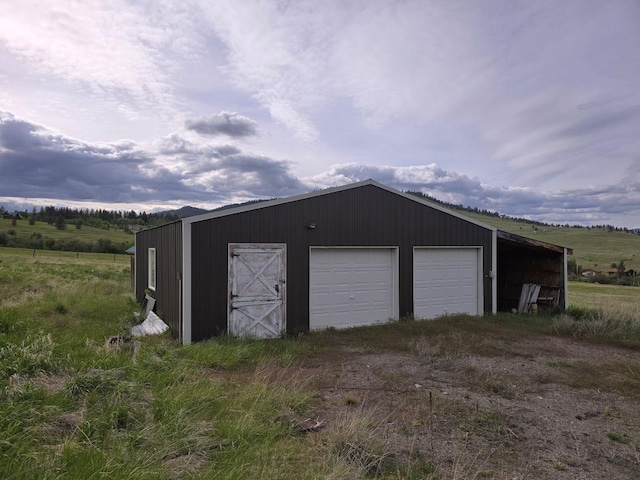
[135,221,183,339]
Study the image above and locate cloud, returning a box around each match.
[185,112,258,138]
[0,111,303,205]
[1,110,639,227]
[194,0,640,193]
[0,0,205,122]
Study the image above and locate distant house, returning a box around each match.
[2,212,23,220]
[607,268,636,276]
[581,269,601,277]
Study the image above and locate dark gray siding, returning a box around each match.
[190,184,493,341]
[135,221,183,338]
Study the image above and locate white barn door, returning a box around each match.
[228,244,286,338]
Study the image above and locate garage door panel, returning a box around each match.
[414,248,480,319]
[310,248,397,330]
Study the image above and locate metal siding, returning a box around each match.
[190,184,493,342]
[134,222,183,337]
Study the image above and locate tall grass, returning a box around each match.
[554,305,640,348]
[0,249,337,478]
[563,282,640,348]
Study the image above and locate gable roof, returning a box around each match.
[182,179,497,231]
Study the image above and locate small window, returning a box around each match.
[148,248,157,291]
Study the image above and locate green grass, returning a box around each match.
[1,218,133,244]
[0,218,134,255]
[560,281,640,348]
[607,432,631,445]
[569,281,640,314]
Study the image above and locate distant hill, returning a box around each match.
[159,200,271,219]
[159,206,209,218]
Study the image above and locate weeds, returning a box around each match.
[607,432,631,444]
[0,332,57,379]
[553,304,640,348]
[323,407,395,478]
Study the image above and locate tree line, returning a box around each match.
[2,206,178,232]
[0,206,179,254]
[0,231,130,254]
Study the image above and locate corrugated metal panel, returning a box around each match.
[190,183,493,341]
[134,221,183,337]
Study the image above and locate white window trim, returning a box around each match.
[148,247,157,291]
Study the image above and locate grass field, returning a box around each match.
[1,249,638,479]
[0,218,134,248]
[569,281,640,314]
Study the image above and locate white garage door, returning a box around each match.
[414,248,481,318]
[310,248,397,330]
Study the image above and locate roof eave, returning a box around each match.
[497,230,573,255]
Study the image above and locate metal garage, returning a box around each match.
[134,179,570,344]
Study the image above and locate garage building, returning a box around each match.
[134,180,570,344]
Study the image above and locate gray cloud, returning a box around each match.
[1,111,638,227]
[0,111,302,205]
[185,112,259,138]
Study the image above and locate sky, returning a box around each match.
[0,0,639,227]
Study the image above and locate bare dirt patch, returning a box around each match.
[293,334,640,479]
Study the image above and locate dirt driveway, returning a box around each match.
[290,330,640,479]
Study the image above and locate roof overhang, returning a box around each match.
[497,230,572,255]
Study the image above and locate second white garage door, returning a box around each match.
[414,248,482,319]
[309,248,398,330]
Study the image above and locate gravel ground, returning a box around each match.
[294,335,640,479]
